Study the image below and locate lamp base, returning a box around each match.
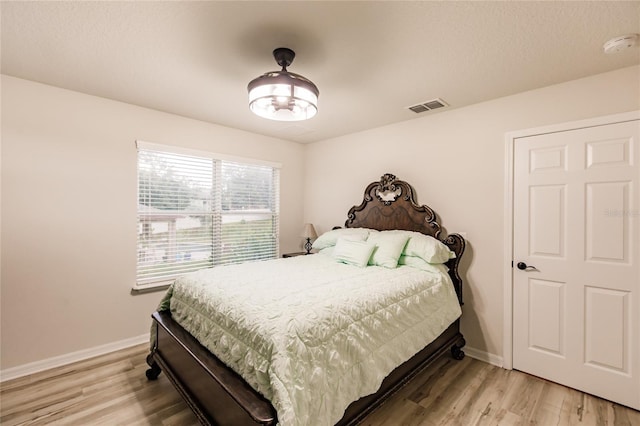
[304,238,312,254]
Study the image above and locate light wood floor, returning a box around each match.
[1,344,638,425]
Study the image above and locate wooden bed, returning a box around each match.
[146,173,466,425]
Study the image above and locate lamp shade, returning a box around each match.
[248,48,319,122]
[301,223,318,239]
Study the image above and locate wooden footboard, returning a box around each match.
[148,310,276,425]
[147,310,465,426]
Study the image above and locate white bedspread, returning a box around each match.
[167,254,461,426]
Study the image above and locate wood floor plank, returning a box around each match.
[469,366,513,426]
[406,356,470,408]
[411,357,487,422]
[361,399,432,426]
[1,344,638,425]
[525,380,568,425]
[424,360,495,425]
[612,402,640,425]
[446,364,509,426]
[501,371,547,420]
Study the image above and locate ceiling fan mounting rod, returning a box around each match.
[273,47,295,71]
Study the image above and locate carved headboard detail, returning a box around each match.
[345,173,466,304]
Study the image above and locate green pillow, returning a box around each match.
[333,238,376,268]
[386,230,456,264]
[312,228,370,250]
[367,231,410,268]
[398,255,450,274]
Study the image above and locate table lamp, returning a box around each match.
[301,223,318,254]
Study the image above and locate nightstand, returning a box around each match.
[282,252,309,258]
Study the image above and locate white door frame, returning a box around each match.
[502,110,640,370]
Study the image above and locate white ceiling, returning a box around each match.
[2,1,639,143]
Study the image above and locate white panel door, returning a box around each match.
[513,119,639,409]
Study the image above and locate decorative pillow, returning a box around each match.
[311,228,371,250]
[394,231,456,264]
[332,238,376,268]
[398,255,450,274]
[366,231,410,268]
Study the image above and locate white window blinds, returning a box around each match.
[136,142,280,289]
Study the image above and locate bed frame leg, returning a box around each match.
[451,337,466,360]
[145,352,162,380]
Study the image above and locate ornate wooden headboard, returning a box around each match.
[345,173,465,304]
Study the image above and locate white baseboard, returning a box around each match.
[0,337,504,383]
[0,334,149,383]
[464,346,504,368]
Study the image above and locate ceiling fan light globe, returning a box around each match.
[247,55,319,121]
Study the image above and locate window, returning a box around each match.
[136,141,280,289]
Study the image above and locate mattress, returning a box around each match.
[160,253,462,426]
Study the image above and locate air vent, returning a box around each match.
[407,98,448,113]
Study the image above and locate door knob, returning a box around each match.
[517,262,538,271]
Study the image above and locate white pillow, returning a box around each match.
[311,228,371,250]
[332,238,376,268]
[317,246,335,256]
[366,231,410,268]
[398,255,450,274]
[393,231,456,264]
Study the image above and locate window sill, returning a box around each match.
[131,282,172,295]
